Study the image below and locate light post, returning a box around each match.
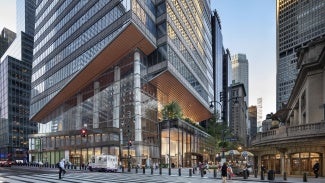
[210,97,240,162]
[209,100,225,162]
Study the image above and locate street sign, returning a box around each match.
[225,137,238,142]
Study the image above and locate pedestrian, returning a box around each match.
[58,159,66,179]
[227,164,233,179]
[313,161,320,178]
[221,162,228,183]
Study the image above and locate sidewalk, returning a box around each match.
[230,174,325,183]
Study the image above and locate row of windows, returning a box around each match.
[35,0,61,30]
[168,25,209,90]
[132,0,156,37]
[34,0,106,67]
[34,0,87,55]
[168,46,208,101]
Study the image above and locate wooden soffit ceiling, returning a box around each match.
[32,23,156,122]
[149,70,212,122]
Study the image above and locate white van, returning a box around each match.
[88,154,118,172]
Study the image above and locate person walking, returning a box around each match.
[58,159,66,179]
[313,161,320,178]
[221,162,228,183]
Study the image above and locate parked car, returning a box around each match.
[0,160,13,167]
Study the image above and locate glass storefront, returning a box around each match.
[160,119,212,168]
[291,152,320,175]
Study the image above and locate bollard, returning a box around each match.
[168,168,171,175]
[189,169,192,177]
[178,168,181,176]
[143,167,145,174]
[193,168,195,174]
[261,170,264,180]
[151,167,154,175]
[136,167,138,173]
[303,172,307,182]
[159,167,162,175]
[283,172,287,180]
[214,169,217,179]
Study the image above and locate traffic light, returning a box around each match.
[81,128,87,137]
[128,140,132,147]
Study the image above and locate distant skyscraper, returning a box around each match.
[257,97,263,131]
[231,53,249,106]
[276,0,325,110]
[0,28,16,58]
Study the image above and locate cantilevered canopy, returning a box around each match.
[31,22,156,122]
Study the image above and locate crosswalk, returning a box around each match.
[0,172,263,183]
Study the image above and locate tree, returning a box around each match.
[162,101,183,120]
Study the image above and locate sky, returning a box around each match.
[0,0,276,118]
[212,0,276,118]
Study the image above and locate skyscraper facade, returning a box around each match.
[29,0,214,167]
[276,0,325,110]
[0,0,36,162]
[229,83,247,146]
[231,53,249,106]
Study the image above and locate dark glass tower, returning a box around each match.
[0,0,36,162]
[0,28,16,58]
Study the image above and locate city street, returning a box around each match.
[0,166,324,183]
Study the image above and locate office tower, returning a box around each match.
[30,0,214,167]
[229,83,247,146]
[0,28,16,58]
[231,53,249,105]
[276,0,325,110]
[222,48,231,125]
[211,10,224,121]
[0,0,36,162]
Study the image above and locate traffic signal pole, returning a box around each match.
[128,140,131,172]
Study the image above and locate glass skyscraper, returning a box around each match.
[276,0,325,110]
[29,0,215,166]
[0,0,36,162]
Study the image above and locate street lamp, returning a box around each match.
[209,97,240,161]
[209,100,225,162]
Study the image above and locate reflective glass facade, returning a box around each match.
[0,56,37,161]
[276,0,325,110]
[165,0,213,103]
[211,10,224,119]
[0,0,36,162]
